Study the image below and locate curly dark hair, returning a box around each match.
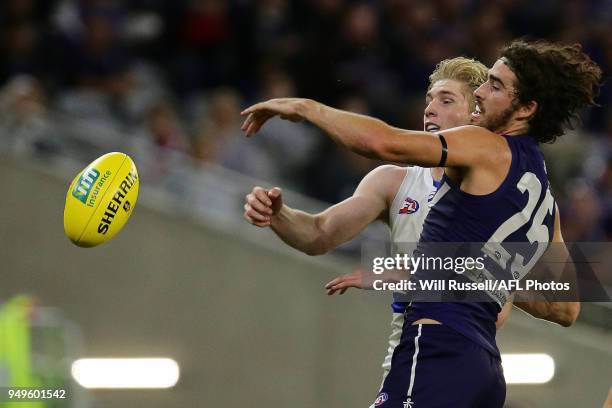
[500,40,602,143]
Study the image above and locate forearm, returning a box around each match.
[299,100,440,165]
[496,299,514,330]
[514,297,580,327]
[516,232,580,326]
[270,205,327,255]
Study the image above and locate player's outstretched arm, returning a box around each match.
[244,165,403,256]
[241,98,508,168]
[513,209,580,327]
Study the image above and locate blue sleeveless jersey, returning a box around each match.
[412,134,556,357]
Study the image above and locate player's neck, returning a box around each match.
[496,121,530,136]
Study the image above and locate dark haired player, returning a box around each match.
[241,40,601,407]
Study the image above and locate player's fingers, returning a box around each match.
[326,269,364,287]
[246,112,262,131]
[246,209,269,223]
[243,209,270,227]
[246,196,270,215]
[240,101,269,116]
[244,214,267,227]
[246,118,264,136]
[339,287,348,295]
[329,280,354,291]
[244,120,253,136]
[246,193,272,214]
[241,104,259,116]
[244,203,270,222]
[325,276,344,289]
[327,287,340,296]
[241,113,253,131]
[243,115,256,135]
[253,187,273,206]
[249,118,264,134]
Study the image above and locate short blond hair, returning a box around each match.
[428,57,488,111]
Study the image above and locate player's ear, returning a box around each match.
[515,100,538,122]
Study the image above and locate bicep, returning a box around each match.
[315,167,398,247]
[378,126,506,169]
[316,196,384,246]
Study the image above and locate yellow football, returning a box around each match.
[64,152,139,247]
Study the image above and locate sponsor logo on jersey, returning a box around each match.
[374,392,389,406]
[403,398,414,408]
[399,197,419,214]
[72,168,100,204]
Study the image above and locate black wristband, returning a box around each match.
[437,133,448,167]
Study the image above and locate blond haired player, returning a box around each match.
[243,57,579,392]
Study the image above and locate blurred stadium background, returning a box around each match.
[1,0,611,407]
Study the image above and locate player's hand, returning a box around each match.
[325,268,368,295]
[244,186,283,227]
[241,98,308,136]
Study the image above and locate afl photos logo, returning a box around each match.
[399,197,419,215]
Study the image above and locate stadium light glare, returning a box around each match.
[501,353,555,384]
[71,358,180,389]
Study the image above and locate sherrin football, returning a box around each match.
[64,152,139,247]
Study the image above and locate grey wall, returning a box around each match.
[1,155,611,408]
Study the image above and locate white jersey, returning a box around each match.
[388,166,436,242]
[375,166,439,392]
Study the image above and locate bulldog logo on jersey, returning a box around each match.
[374,392,389,406]
[399,197,419,214]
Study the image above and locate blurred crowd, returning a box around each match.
[1,0,611,241]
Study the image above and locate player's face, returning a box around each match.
[423,79,472,132]
[472,59,520,132]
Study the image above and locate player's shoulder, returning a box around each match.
[366,163,434,181]
[357,165,404,197]
[367,164,406,177]
[362,164,429,202]
[364,164,409,186]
